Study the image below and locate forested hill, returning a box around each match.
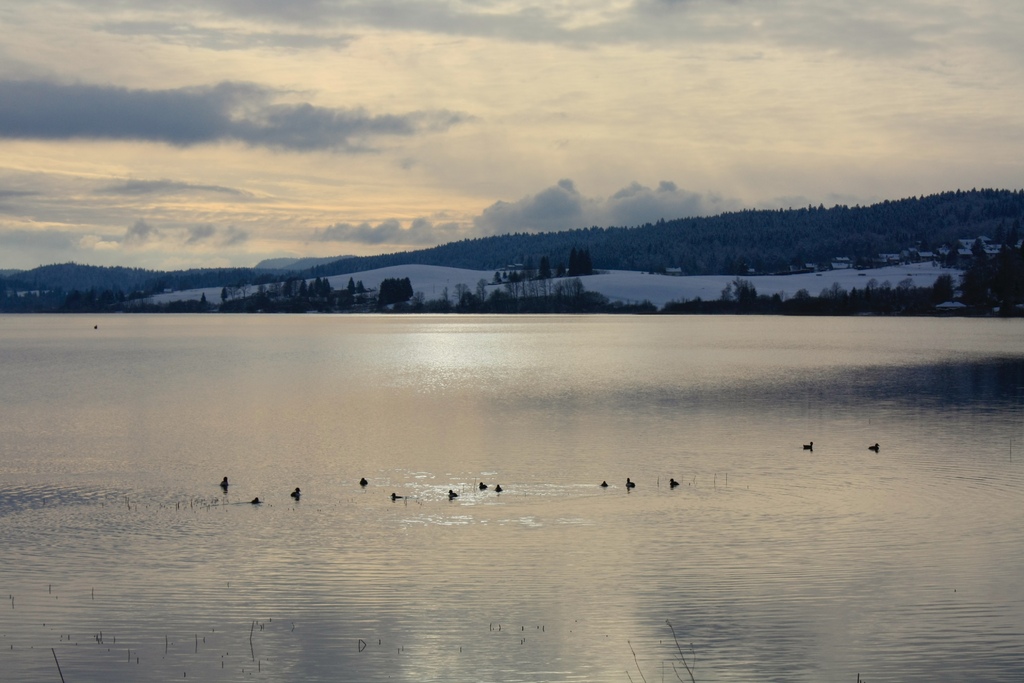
[4,188,1023,296]
[309,189,1024,278]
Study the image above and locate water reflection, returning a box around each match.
[0,315,1022,682]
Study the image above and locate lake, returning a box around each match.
[1,314,1022,682]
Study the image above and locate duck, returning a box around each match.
[669,478,679,488]
[290,487,301,500]
[803,442,814,451]
[868,443,880,453]
[359,477,368,487]
[448,489,459,500]
[391,492,404,501]
[220,476,229,489]
[600,480,609,488]
[494,484,503,493]
[479,482,488,490]
[626,478,636,490]
[250,497,262,505]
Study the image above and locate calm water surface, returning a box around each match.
[1,315,1022,682]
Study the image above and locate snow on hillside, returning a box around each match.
[147,262,954,310]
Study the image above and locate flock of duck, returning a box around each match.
[218,475,630,504]
[219,442,880,504]
[218,474,504,504]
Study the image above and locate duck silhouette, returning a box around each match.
[600,481,609,488]
[494,484,503,493]
[803,442,814,451]
[669,478,679,488]
[359,477,368,487]
[626,478,636,490]
[250,497,262,505]
[868,443,880,452]
[290,487,301,499]
[448,489,459,500]
[391,492,404,501]
[479,482,488,490]
[220,477,229,489]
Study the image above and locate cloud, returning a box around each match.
[474,178,587,234]
[0,80,468,151]
[473,180,739,235]
[312,217,462,245]
[124,218,159,244]
[606,180,716,226]
[184,223,247,244]
[0,189,39,213]
[74,0,962,59]
[130,220,249,248]
[308,181,739,250]
[98,178,251,197]
[0,228,79,251]
[79,234,121,252]
[186,224,216,244]
[222,226,249,245]
[0,189,38,199]
[99,21,356,51]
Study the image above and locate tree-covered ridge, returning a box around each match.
[307,188,1024,277]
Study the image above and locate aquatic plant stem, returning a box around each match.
[628,640,647,683]
[665,621,696,683]
[52,648,65,683]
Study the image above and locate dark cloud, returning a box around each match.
[0,189,39,213]
[124,218,158,244]
[313,217,461,245]
[186,224,216,244]
[222,226,249,245]
[315,219,402,244]
[180,223,252,247]
[0,80,468,151]
[474,180,740,235]
[98,178,251,197]
[474,178,586,234]
[605,180,711,226]
[0,189,38,199]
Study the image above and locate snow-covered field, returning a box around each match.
[148,262,954,310]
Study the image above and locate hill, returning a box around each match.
[3,189,1023,313]
[304,189,1024,278]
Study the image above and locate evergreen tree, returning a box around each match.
[539,256,552,279]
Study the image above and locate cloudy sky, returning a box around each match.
[1,0,1021,271]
